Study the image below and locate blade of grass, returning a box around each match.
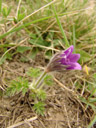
[92,36,95,67]
[73,24,76,52]
[52,4,69,47]
[0,0,2,13]
[16,0,22,18]
[88,115,96,128]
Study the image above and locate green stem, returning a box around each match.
[39,83,45,90]
[34,70,47,89]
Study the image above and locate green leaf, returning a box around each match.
[13,17,18,23]
[17,10,26,21]
[2,7,7,17]
[29,33,37,39]
[6,86,17,96]
[16,46,31,53]
[28,47,38,59]
[5,52,12,60]
[37,90,46,101]
[7,6,11,16]
[6,77,29,96]
[20,56,29,62]
[33,101,45,116]
[44,75,53,86]
[0,56,7,65]
[88,98,96,103]
[29,39,51,47]
[27,68,41,78]
[0,48,12,65]
[30,93,37,100]
[22,87,28,96]
[79,96,96,111]
[2,6,11,17]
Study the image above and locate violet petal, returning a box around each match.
[60,45,74,57]
[67,62,82,70]
[68,54,80,62]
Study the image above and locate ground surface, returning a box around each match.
[0,55,91,128]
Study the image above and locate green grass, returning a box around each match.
[88,115,96,128]
[0,0,96,125]
[52,3,69,46]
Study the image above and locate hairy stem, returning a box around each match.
[34,70,47,89]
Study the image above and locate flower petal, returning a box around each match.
[60,45,74,57]
[64,45,74,56]
[69,54,80,62]
[67,62,82,70]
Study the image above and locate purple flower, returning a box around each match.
[46,45,81,72]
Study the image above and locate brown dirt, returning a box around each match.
[0,54,91,128]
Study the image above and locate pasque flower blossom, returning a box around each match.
[45,45,81,72]
[33,45,81,89]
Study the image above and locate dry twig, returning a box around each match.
[7,116,37,128]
